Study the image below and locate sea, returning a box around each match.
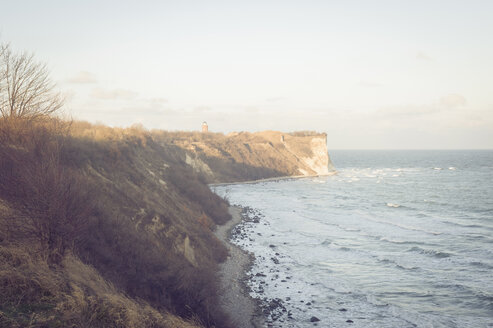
[212,150,493,328]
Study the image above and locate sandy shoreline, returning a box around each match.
[215,206,264,328]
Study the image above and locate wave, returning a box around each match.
[365,217,442,235]
[341,226,361,232]
[431,166,457,171]
[443,220,489,229]
[395,263,420,271]
[470,208,493,214]
[378,236,422,245]
[465,234,493,244]
[377,257,420,271]
[475,291,493,310]
[338,167,423,179]
[386,202,401,208]
[317,262,334,272]
[433,283,493,310]
[408,246,453,259]
[469,261,493,270]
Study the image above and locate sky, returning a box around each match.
[1,0,492,149]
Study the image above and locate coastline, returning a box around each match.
[210,171,337,187]
[214,206,264,328]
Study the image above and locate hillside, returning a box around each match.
[0,118,333,327]
[155,130,335,183]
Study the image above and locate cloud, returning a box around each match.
[149,97,168,105]
[358,80,383,88]
[67,71,98,84]
[91,88,138,100]
[265,97,285,102]
[244,106,259,113]
[439,93,466,107]
[193,106,212,113]
[121,105,180,116]
[376,94,467,119]
[376,104,439,119]
[416,52,433,62]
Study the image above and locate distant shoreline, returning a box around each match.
[210,171,337,187]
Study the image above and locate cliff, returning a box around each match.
[0,118,334,328]
[155,130,335,183]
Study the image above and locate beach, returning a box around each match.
[215,206,264,328]
[213,151,493,327]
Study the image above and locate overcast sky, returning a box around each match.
[1,0,492,148]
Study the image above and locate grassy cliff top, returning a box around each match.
[154,129,330,183]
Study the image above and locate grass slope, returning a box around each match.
[0,118,231,327]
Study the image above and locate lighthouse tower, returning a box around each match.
[202,121,208,133]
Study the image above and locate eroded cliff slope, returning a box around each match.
[0,119,230,328]
[155,130,335,182]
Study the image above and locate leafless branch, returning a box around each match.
[0,43,63,119]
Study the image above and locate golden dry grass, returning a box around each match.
[0,245,203,328]
[154,129,328,182]
[0,118,232,327]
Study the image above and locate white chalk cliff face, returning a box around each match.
[175,130,334,181]
[299,136,332,175]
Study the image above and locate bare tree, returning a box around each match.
[0,42,63,119]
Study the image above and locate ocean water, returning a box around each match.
[213,150,493,328]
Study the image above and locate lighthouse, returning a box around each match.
[202,121,208,133]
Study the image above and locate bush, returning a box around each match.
[0,118,97,265]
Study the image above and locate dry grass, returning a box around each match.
[0,245,203,328]
[153,129,328,182]
[0,118,97,265]
[0,118,233,327]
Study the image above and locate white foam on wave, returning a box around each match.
[386,203,401,208]
[318,261,333,268]
[338,168,423,182]
[379,236,412,244]
[433,167,442,170]
[449,167,456,170]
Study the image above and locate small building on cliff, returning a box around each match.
[202,121,208,133]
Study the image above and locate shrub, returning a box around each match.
[0,118,97,265]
